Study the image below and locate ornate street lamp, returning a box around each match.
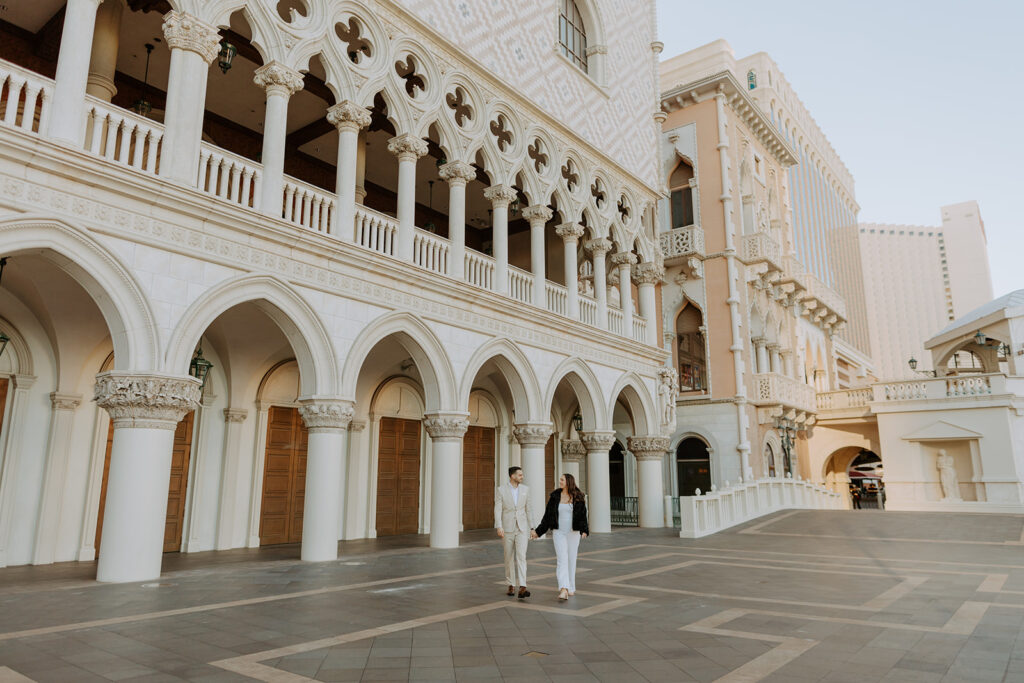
[189,346,213,389]
[907,356,917,371]
[571,410,583,433]
[217,41,237,74]
[974,329,988,346]
[907,356,936,377]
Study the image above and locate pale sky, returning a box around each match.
[656,0,1023,298]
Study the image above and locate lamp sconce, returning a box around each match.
[907,356,936,377]
[189,346,213,389]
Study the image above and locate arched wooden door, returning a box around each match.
[462,425,496,530]
[376,416,421,536]
[259,406,309,546]
[545,434,555,492]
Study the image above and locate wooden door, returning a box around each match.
[96,411,195,555]
[259,406,309,545]
[462,426,495,530]
[376,417,421,536]
[545,435,555,492]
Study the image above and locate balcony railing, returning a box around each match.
[354,205,397,257]
[283,177,334,233]
[0,61,51,135]
[659,225,704,263]
[198,145,260,210]
[753,372,817,414]
[413,228,449,275]
[507,266,533,305]
[802,272,847,320]
[579,294,598,327]
[607,307,623,335]
[874,373,1004,403]
[546,282,568,316]
[85,97,163,176]
[816,387,873,411]
[740,231,784,271]
[464,249,494,290]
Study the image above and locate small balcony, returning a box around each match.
[873,373,1014,403]
[753,372,817,414]
[801,272,847,323]
[816,387,874,420]
[740,231,784,273]
[659,225,704,265]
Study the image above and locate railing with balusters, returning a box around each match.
[546,282,568,316]
[464,250,494,290]
[197,144,260,209]
[507,266,533,305]
[0,62,51,135]
[413,228,449,275]
[579,294,597,327]
[282,178,334,233]
[607,307,624,335]
[632,316,646,343]
[84,98,163,175]
[354,205,397,256]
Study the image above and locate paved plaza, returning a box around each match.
[4,511,1024,682]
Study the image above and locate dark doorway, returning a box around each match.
[609,441,626,498]
[676,437,711,496]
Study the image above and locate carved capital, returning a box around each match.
[610,252,638,268]
[94,372,201,430]
[298,399,354,433]
[223,408,248,424]
[513,423,553,446]
[584,238,613,256]
[483,184,517,208]
[560,439,587,463]
[349,419,367,433]
[580,431,616,453]
[423,412,470,442]
[438,161,476,185]
[162,11,221,63]
[253,61,305,97]
[627,436,671,460]
[387,134,429,161]
[326,100,372,133]
[633,261,665,285]
[50,392,82,411]
[522,204,553,224]
[555,222,586,243]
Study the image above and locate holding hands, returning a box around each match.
[529,529,538,539]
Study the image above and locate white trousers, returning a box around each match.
[553,530,581,592]
[503,530,529,587]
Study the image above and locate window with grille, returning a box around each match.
[559,0,589,73]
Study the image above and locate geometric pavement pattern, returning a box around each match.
[3,510,1024,681]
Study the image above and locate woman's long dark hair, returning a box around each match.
[563,473,585,503]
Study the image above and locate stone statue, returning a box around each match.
[657,367,678,431]
[936,449,961,501]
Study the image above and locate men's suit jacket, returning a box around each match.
[494,483,533,533]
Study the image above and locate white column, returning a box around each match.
[0,375,37,569]
[94,373,201,583]
[556,222,585,319]
[216,408,248,550]
[439,161,476,280]
[628,436,669,528]
[158,11,221,183]
[484,185,516,295]
[32,393,83,565]
[423,412,470,548]
[327,101,371,241]
[355,131,368,204]
[768,343,782,374]
[523,205,552,307]
[513,423,553,526]
[85,0,123,102]
[611,251,637,327]
[586,239,612,330]
[581,431,616,534]
[48,0,104,144]
[753,337,768,375]
[560,439,586,482]
[298,399,353,562]
[254,62,305,217]
[388,134,429,261]
[634,261,664,345]
[343,420,367,539]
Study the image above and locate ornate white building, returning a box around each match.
[0,0,671,582]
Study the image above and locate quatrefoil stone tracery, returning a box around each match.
[490,114,513,152]
[561,160,579,192]
[446,87,473,127]
[395,55,426,98]
[528,139,548,172]
[336,17,372,64]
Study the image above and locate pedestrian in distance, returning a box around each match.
[849,483,862,509]
[494,466,535,599]
[533,473,589,601]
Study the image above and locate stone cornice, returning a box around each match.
[94,372,201,430]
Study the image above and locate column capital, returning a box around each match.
[555,222,586,243]
[162,11,221,63]
[584,238,613,256]
[423,412,470,442]
[766,342,782,352]
[349,419,367,433]
[253,61,305,97]
[387,134,429,161]
[751,335,767,346]
[326,100,372,133]
[483,184,517,208]
[560,439,587,463]
[610,251,638,267]
[438,160,476,185]
[223,408,248,424]
[94,372,201,430]
[513,422,553,446]
[627,436,671,461]
[522,204,553,224]
[298,398,354,433]
[580,431,616,452]
[50,392,82,411]
[633,261,665,285]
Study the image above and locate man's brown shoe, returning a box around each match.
[506,585,514,596]
[518,587,530,599]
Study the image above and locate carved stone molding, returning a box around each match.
[555,222,586,243]
[423,412,470,442]
[560,439,587,462]
[162,11,221,63]
[584,238,613,256]
[522,204,553,224]
[298,399,354,432]
[349,419,367,433]
[513,423,553,446]
[223,408,248,424]
[438,161,476,185]
[387,134,429,161]
[326,101,372,133]
[483,184,517,207]
[610,252,638,268]
[253,61,305,97]
[94,372,202,430]
[633,261,664,286]
[627,436,671,460]
[580,431,616,452]
[50,392,82,411]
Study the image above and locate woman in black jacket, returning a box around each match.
[534,473,588,600]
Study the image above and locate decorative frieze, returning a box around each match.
[253,61,305,97]
[580,431,616,452]
[627,436,670,460]
[162,11,221,63]
[298,399,355,432]
[326,101,372,133]
[387,134,429,161]
[423,413,470,442]
[512,423,553,446]
[94,372,202,430]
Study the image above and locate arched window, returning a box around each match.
[669,160,695,228]
[676,302,705,393]
[559,0,589,73]
[764,442,776,477]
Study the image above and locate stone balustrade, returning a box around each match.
[659,225,704,263]
[753,372,817,413]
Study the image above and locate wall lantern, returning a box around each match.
[131,43,155,118]
[217,41,237,74]
[974,329,988,345]
[571,410,583,433]
[907,356,936,377]
[0,332,9,360]
[907,356,918,370]
[189,346,213,388]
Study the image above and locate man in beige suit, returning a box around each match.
[495,466,536,598]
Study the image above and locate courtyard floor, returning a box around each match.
[4,510,1024,682]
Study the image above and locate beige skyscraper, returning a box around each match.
[858,201,994,378]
